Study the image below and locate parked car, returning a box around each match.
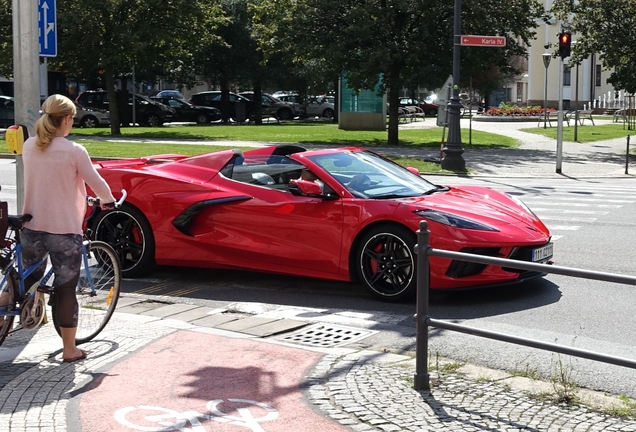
[276,93,335,118]
[188,91,254,121]
[151,97,221,124]
[238,91,302,120]
[0,95,14,128]
[76,91,176,126]
[155,90,185,100]
[398,98,439,116]
[74,104,110,128]
[87,144,552,302]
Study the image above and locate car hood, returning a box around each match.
[402,185,545,228]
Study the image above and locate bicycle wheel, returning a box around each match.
[0,268,18,347]
[52,241,122,344]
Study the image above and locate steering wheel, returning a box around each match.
[348,174,371,191]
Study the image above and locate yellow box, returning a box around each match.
[6,125,28,155]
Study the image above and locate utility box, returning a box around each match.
[338,75,386,131]
[235,100,247,123]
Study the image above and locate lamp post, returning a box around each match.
[542,53,552,129]
[441,0,466,171]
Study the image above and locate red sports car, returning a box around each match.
[87,145,552,302]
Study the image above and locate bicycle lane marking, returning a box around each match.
[78,330,349,431]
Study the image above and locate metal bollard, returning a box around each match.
[626,135,631,175]
[413,221,431,391]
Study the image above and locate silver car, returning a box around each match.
[74,103,110,128]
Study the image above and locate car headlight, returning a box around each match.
[414,209,499,231]
[509,195,538,219]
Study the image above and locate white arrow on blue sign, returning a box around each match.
[38,0,57,57]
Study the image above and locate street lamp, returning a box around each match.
[542,53,552,129]
[440,0,466,171]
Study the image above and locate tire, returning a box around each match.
[92,204,156,278]
[145,114,163,127]
[322,108,335,118]
[0,269,18,347]
[52,241,121,344]
[428,109,438,116]
[195,113,209,124]
[277,108,293,121]
[355,225,416,302]
[80,115,98,128]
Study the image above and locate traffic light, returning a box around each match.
[558,32,572,58]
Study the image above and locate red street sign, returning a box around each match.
[460,35,506,47]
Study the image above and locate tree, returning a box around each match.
[251,0,543,145]
[0,0,11,78]
[53,0,224,135]
[551,0,636,93]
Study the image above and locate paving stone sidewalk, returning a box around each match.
[2,300,636,431]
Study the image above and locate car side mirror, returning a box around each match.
[407,166,421,176]
[289,178,323,196]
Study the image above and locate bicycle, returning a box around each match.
[0,190,127,347]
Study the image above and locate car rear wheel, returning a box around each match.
[276,108,293,121]
[428,109,438,116]
[145,114,163,126]
[356,225,416,302]
[322,108,335,118]
[195,113,209,124]
[92,204,156,278]
[80,115,98,128]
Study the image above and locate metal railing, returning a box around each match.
[413,220,636,391]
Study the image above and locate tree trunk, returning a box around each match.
[332,77,339,123]
[105,68,121,136]
[220,78,230,124]
[387,73,402,146]
[253,84,262,125]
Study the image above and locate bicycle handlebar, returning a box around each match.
[87,189,127,208]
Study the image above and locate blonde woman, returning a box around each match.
[21,94,116,363]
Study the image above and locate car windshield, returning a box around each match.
[308,150,438,198]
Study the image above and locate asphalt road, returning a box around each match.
[3,159,636,398]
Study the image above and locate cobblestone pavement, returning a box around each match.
[2,304,636,431]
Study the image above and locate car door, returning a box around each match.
[211,175,344,276]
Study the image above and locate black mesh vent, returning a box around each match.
[445,247,501,278]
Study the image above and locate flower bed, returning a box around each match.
[482,103,551,117]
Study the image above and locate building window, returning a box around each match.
[563,66,571,86]
[516,83,523,102]
[595,64,602,86]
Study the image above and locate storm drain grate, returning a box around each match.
[276,323,377,348]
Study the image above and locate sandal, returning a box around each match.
[62,349,87,363]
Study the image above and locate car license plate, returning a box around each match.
[532,243,553,262]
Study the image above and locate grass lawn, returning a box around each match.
[521,122,636,143]
[0,122,519,174]
[65,122,518,149]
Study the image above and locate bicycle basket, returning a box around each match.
[0,201,7,240]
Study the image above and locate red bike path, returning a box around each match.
[78,330,348,431]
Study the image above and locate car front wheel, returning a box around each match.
[322,108,335,118]
[145,114,163,126]
[276,108,293,121]
[80,116,98,128]
[92,204,156,278]
[195,113,209,124]
[355,225,416,302]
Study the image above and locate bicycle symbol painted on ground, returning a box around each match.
[114,398,279,432]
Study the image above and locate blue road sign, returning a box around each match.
[38,0,57,57]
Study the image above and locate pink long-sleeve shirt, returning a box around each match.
[22,136,116,235]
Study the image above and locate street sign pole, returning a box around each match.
[12,0,40,213]
[556,56,564,174]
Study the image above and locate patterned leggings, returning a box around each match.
[21,229,82,328]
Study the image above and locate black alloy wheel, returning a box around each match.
[356,225,416,302]
[277,108,293,121]
[195,113,209,124]
[322,108,335,118]
[92,204,156,277]
[145,114,163,126]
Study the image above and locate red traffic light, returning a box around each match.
[558,32,572,58]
